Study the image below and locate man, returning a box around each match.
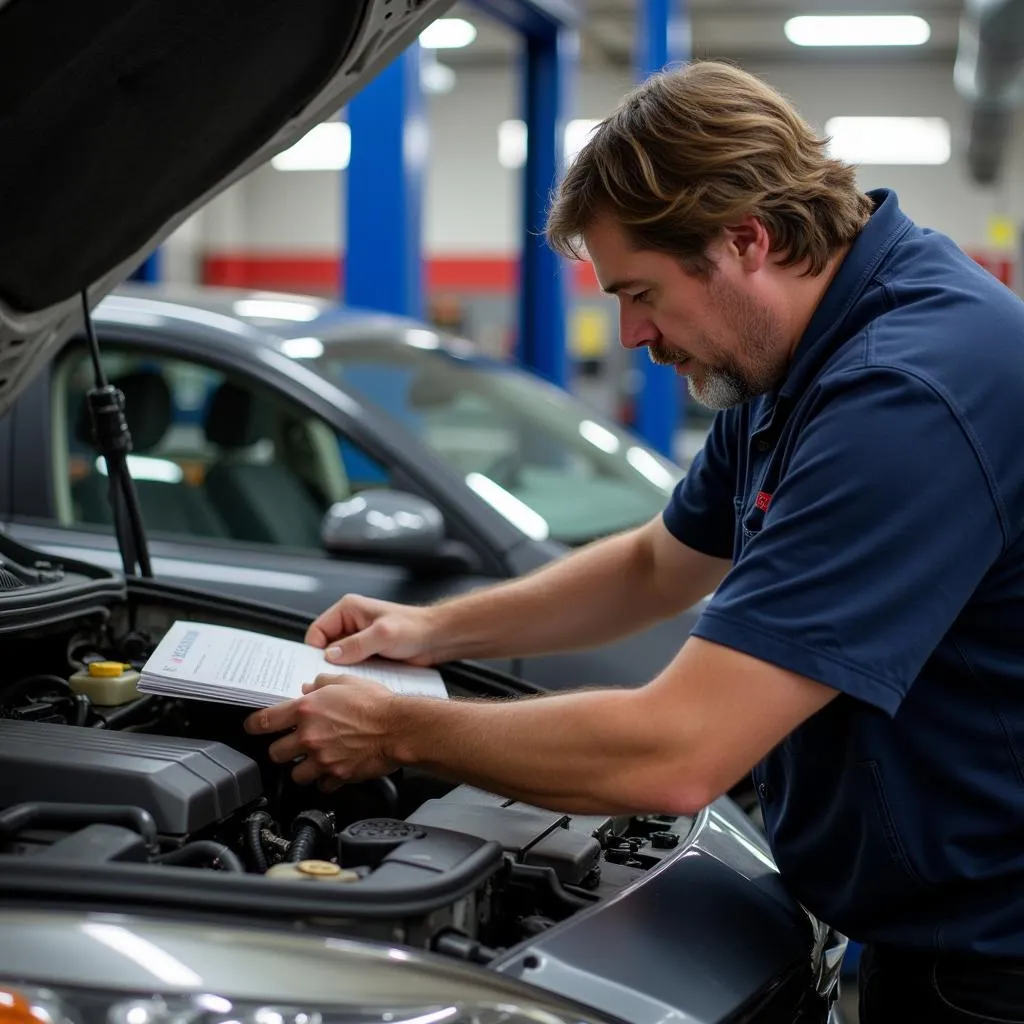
[246,61,1024,1022]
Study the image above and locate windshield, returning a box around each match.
[310,337,683,545]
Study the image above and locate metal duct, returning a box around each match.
[954,0,1024,185]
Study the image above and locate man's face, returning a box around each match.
[583,215,789,410]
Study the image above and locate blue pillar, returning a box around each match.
[517,28,574,388]
[129,250,161,283]
[633,0,688,458]
[345,46,425,318]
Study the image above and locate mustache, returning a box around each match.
[648,343,688,367]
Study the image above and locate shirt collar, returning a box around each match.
[777,188,913,401]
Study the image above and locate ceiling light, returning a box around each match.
[271,122,350,171]
[497,119,601,170]
[825,116,951,165]
[785,15,930,47]
[419,18,477,49]
[421,60,456,94]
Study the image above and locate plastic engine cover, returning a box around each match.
[0,720,261,836]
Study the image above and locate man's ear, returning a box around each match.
[721,217,770,272]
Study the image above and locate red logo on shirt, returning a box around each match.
[755,491,772,512]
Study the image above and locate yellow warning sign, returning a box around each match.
[986,214,1016,250]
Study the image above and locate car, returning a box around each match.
[0,282,709,692]
[0,1,845,1021]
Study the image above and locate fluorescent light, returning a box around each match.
[564,119,600,165]
[281,336,325,359]
[579,419,620,454]
[233,299,321,321]
[498,119,528,170]
[271,122,350,171]
[497,119,601,170]
[785,15,930,47]
[825,116,950,165]
[421,60,456,94]
[465,473,549,540]
[96,454,183,484]
[419,18,476,49]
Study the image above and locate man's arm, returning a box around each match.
[248,635,836,816]
[311,516,731,666]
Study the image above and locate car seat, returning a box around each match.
[72,371,229,538]
[201,380,325,548]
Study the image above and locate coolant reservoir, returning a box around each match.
[265,860,361,883]
[69,661,141,706]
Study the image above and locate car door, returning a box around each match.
[5,340,509,632]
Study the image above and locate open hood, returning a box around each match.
[0,0,454,418]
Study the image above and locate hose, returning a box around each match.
[244,812,272,873]
[286,825,317,863]
[155,841,245,873]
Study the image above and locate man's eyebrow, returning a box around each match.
[602,278,648,295]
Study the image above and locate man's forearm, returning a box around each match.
[426,524,693,663]
[384,686,702,816]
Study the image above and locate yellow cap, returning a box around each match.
[87,661,129,678]
[296,860,341,878]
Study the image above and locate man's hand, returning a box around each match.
[243,675,396,789]
[306,595,439,667]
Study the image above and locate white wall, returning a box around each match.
[191,60,1024,260]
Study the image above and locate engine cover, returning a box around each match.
[0,719,261,835]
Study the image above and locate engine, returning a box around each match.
[0,624,691,960]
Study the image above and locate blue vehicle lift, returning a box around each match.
[345,0,581,392]
[633,0,688,457]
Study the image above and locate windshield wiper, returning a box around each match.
[78,290,152,579]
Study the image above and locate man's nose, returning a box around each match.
[619,306,658,350]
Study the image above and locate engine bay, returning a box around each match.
[0,600,693,963]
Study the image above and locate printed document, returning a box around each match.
[139,620,448,707]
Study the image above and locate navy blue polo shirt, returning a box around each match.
[665,188,1024,956]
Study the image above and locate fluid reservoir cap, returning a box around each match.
[297,859,341,877]
[88,661,130,678]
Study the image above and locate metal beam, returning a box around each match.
[516,28,576,388]
[468,0,581,37]
[344,46,426,318]
[632,0,687,458]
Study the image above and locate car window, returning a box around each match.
[52,345,391,551]
[311,338,683,546]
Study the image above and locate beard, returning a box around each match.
[648,275,785,411]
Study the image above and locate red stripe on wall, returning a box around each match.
[201,253,606,295]
[202,250,1014,295]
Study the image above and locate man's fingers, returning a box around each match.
[292,754,328,786]
[324,625,382,666]
[244,699,299,735]
[301,672,353,694]
[268,731,305,764]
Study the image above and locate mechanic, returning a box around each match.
[246,60,1024,1023]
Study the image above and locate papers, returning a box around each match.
[139,620,448,708]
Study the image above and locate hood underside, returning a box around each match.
[0,0,453,417]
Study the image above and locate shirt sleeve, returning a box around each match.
[662,407,740,559]
[692,366,1005,716]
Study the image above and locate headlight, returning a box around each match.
[0,912,618,1024]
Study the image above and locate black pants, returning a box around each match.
[859,943,1024,1023]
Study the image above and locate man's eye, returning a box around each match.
[631,290,651,304]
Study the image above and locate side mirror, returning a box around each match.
[321,489,479,573]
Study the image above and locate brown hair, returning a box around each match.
[546,60,873,277]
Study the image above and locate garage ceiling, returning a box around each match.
[442,0,964,69]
